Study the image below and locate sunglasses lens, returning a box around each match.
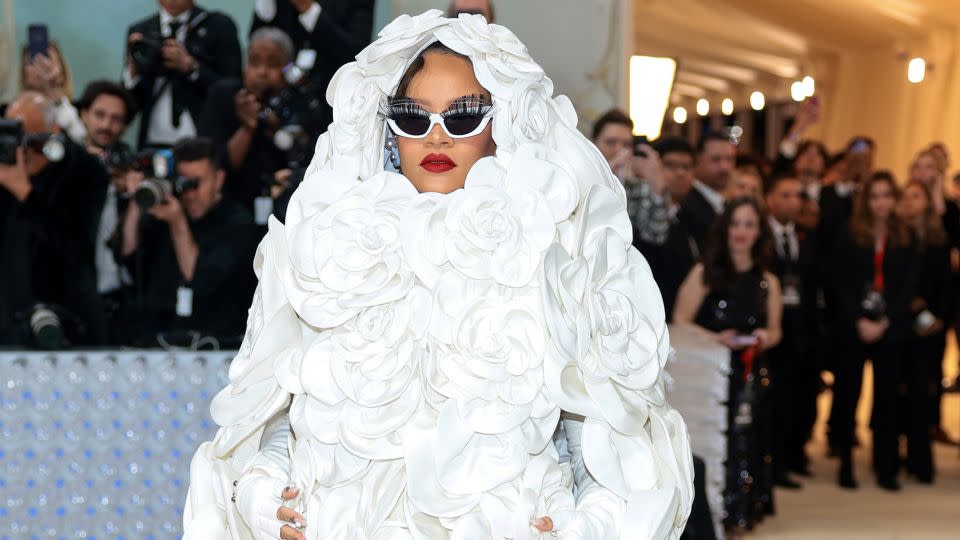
[443,113,486,136]
[392,114,431,136]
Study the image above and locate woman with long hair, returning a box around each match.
[897,180,952,482]
[830,171,916,491]
[181,12,692,540]
[673,197,782,534]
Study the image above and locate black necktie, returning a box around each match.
[781,230,795,263]
[168,20,185,128]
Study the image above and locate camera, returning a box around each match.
[0,119,65,165]
[128,149,199,209]
[29,304,64,350]
[861,287,887,321]
[0,119,24,165]
[633,135,649,158]
[259,64,324,170]
[134,176,199,209]
[129,31,166,78]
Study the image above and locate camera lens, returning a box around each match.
[30,307,63,350]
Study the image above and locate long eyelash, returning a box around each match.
[380,98,428,118]
[442,95,493,117]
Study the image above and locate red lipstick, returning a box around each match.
[420,153,457,174]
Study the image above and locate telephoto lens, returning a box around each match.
[134,177,175,209]
[30,305,64,350]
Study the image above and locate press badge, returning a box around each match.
[176,286,194,318]
[782,274,801,307]
[296,49,317,71]
[254,196,273,225]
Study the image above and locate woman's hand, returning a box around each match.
[713,329,743,350]
[235,475,307,540]
[856,317,887,344]
[751,328,770,349]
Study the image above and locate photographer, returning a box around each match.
[20,40,86,143]
[0,92,109,346]
[119,137,258,347]
[125,0,242,148]
[250,0,374,124]
[76,81,140,335]
[199,27,321,213]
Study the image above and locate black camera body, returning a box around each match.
[130,31,166,79]
[0,119,25,165]
[260,68,325,173]
[126,149,199,209]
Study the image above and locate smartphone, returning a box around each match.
[730,335,759,347]
[633,135,649,157]
[27,24,49,60]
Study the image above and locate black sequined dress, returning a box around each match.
[694,267,774,530]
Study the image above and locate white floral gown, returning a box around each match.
[182,10,693,540]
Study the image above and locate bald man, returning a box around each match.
[0,92,109,345]
[448,0,495,22]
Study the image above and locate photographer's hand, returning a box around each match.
[28,53,66,101]
[148,193,185,224]
[162,39,198,74]
[235,89,261,131]
[289,0,317,14]
[0,148,32,202]
[632,143,665,194]
[126,33,144,79]
[151,195,199,282]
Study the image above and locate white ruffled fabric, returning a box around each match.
[183,10,693,540]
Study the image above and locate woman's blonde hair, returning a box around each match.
[20,40,73,100]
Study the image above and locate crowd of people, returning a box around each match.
[0,1,501,348]
[1,0,956,536]
[591,104,959,536]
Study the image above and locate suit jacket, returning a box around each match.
[251,0,374,81]
[126,6,242,147]
[1,140,109,344]
[636,214,698,323]
[831,230,917,343]
[677,186,719,252]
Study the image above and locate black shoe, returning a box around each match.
[878,478,901,491]
[789,464,814,477]
[775,475,803,489]
[838,456,857,489]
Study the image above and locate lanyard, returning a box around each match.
[873,239,886,293]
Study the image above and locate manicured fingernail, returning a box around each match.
[295,518,307,528]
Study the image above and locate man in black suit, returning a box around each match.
[679,132,735,250]
[765,173,820,486]
[0,92,109,346]
[125,0,242,148]
[250,0,375,125]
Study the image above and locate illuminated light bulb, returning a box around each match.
[908,57,926,83]
[696,99,710,116]
[721,98,734,116]
[673,106,688,124]
[802,76,815,96]
[750,91,765,111]
[791,81,806,102]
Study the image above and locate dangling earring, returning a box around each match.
[385,130,402,172]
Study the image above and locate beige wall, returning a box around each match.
[390,0,630,134]
[820,28,960,178]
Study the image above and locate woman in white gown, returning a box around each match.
[183,10,693,539]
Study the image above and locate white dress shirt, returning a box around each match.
[768,216,798,261]
[255,0,323,31]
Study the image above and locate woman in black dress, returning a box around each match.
[897,180,952,483]
[673,197,783,535]
[830,171,916,491]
